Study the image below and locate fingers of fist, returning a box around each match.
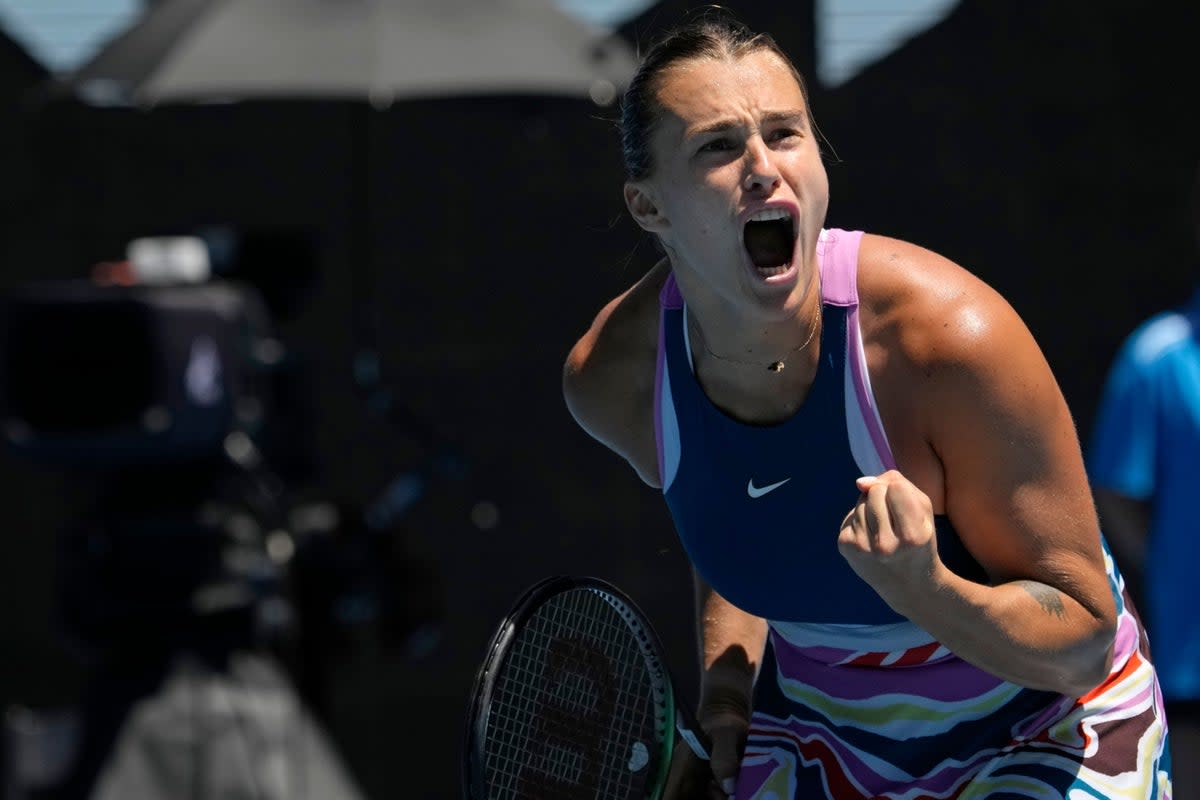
[838,470,935,559]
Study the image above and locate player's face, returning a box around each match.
[627,50,829,320]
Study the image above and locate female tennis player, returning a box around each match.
[562,10,1171,799]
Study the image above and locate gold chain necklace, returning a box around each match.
[691,286,823,374]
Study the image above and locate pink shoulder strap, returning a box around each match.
[822,228,898,471]
[818,228,863,307]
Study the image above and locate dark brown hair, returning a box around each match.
[619,8,813,181]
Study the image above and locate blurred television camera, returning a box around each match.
[0,232,452,799]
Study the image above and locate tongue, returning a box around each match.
[744,220,793,270]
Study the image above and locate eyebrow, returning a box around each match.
[686,109,808,137]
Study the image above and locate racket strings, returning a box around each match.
[482,589,671,799]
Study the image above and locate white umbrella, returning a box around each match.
[70,0,637,107]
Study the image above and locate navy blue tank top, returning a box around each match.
[654,230,985,623]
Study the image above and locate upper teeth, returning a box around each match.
[748,208,792,223]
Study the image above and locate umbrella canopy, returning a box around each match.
[69,0,639,107]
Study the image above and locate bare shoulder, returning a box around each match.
[854,233,1024,369]
[563,259,670,487]
[854,231,1065,443]
[856,233,1093,510]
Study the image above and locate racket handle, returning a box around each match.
[675,709,711,761]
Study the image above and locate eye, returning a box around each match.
[768,127,801,143]
[698,137,735,154]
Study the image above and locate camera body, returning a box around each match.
[0,279,276,467]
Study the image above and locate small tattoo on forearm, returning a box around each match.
[1016,581,1066,619]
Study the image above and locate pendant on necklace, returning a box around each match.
[768,361,786,373]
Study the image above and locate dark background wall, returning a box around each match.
[1,2,1198,798]
[0,29,46,290]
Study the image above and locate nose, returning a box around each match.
[743,138,780,193]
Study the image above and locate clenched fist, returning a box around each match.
[838,471,941,612]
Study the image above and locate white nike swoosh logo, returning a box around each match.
[747,477,791,498]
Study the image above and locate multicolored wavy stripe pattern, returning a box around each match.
[736,548,1173,798]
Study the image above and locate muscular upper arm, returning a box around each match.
[861,237,1114,623]
[562,263,666,487]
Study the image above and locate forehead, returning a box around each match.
[652,49,806,129]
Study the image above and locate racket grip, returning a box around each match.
[674,708,711,761]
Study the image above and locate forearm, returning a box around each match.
[692,573,765,712]
[672,575,765,797]
[894,562,1115,697]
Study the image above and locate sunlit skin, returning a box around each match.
[623,50,828,359]
[565,46,1119,800]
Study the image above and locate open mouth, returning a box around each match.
[743,208,797,276]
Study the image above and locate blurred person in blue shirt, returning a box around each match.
[1089,163,1200,798]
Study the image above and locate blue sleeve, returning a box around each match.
[1087,335,1157,499]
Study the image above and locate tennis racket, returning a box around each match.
[463,574,710,800]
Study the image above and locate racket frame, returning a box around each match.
[463,574,708,799]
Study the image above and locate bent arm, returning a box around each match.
[922,307,1113,695]
[863,245,1117,697]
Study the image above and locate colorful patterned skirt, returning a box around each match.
[735,578,1172,799]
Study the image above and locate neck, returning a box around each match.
[684,273,824,375]
[684,287,824,424]
[689,329,821,424]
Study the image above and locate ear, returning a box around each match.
[623,182,669,234]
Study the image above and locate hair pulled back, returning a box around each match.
[619,9,811,181]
